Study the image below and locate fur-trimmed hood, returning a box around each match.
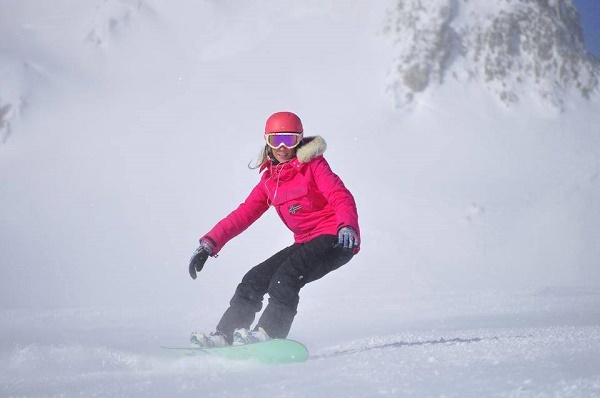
[296,135,327,163]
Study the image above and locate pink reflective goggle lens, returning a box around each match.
[265,133,302,149]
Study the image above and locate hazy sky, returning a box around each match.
[573,0,600,58]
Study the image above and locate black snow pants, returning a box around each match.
[215,234,354,343]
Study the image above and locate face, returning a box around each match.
[265,133,301,163]
[271,145,296,163]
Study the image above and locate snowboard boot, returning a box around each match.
[232,327,271,345]
[190,331,229,348]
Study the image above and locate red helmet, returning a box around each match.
[264,112,303,134]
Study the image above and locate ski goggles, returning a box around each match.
[265,133,302,149]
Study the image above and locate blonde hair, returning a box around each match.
[248,145,271,170]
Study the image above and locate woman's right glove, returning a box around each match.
[189,240,214,280]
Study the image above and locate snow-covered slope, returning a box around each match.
[1,1,599,396]
[1,289,599,397]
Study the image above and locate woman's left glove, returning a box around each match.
[337,226,360,250]
[189,240,214,280]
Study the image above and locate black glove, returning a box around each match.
[189,241,213,280]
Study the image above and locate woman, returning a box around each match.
[189,111,360,347]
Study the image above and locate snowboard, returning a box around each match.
[162,339,309,364]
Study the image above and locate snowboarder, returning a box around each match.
[188,111,360,347]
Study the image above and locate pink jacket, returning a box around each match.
[201,136,360,255]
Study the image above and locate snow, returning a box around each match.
[2,290,600,396]
[1,1,600,396]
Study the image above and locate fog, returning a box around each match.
[2,2,600,396]
[1,0,598,310]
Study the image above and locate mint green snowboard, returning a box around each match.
[162,339,309,364]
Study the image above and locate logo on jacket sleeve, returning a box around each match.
[288,204,302,214]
